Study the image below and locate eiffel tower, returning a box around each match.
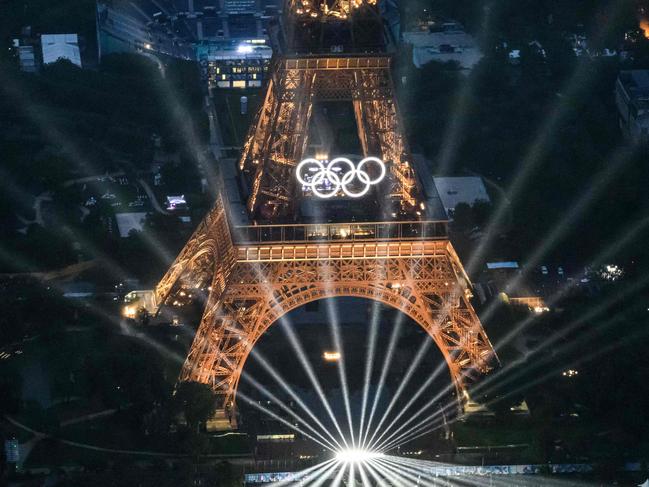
[146,0,497,429]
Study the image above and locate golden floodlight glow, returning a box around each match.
[323,351,341,362]
[122,306,136,318]
[640,18,649,39]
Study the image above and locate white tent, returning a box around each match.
[41,33,82,67]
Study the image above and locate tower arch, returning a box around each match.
[177,239,496,419]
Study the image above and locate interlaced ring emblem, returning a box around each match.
[295,157,386,199]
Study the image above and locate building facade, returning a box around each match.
[97,0,275,88]
[615,70,649,142]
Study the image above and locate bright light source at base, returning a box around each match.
[335,449,384,463]
[323,351,341,362]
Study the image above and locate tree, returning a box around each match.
[173,381,217,432]
[0,371,22,415]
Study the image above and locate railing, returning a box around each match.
[282,55,390,70]
[232,221,448,244]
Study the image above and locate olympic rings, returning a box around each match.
[295,156,386,199]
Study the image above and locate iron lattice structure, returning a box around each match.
[184,230,493,411]
[240,56,422,220]
[156,216,497,420]
[284,0,385,52]
[152,0,497,425]
[288,0,378,20]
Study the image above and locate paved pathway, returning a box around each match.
[59,408,118,427]
[138,178,169,215]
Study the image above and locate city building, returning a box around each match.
[615,70,649,142]
[97,0,275,88]
[473,261,550,311]
[12,27,40,72]
[401,22,482,70]
[432,176,490,219]
[473,261,522,303]
[197,39,271,88]
[41,33,82,67]
[13,39,38,72]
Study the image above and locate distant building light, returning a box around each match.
[323,351,341,362]
[166,195,187,210]
[123,306,136,318]
[486,261,519,270]
[237,44,254,54]
[41,33,82,67]
[562,369,579,377]
[598,264,624,281]
[256,433,295,442]
[509,296,547,312]
[4,439,19,463]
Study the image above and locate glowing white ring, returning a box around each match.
[296,158,339,198]
[296,156,386,199]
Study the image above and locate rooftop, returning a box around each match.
[432,176,491,217]
[402,25,483,69]
[41,33,82,67]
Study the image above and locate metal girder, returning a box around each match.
[177,237,496,415]
[154,192,236,311]
[240,55,422,220]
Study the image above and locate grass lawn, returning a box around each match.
[24,438,117,468]
[58,413,252,455]
[453,419,543,462]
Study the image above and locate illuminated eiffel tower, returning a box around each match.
[148,0,496,429]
